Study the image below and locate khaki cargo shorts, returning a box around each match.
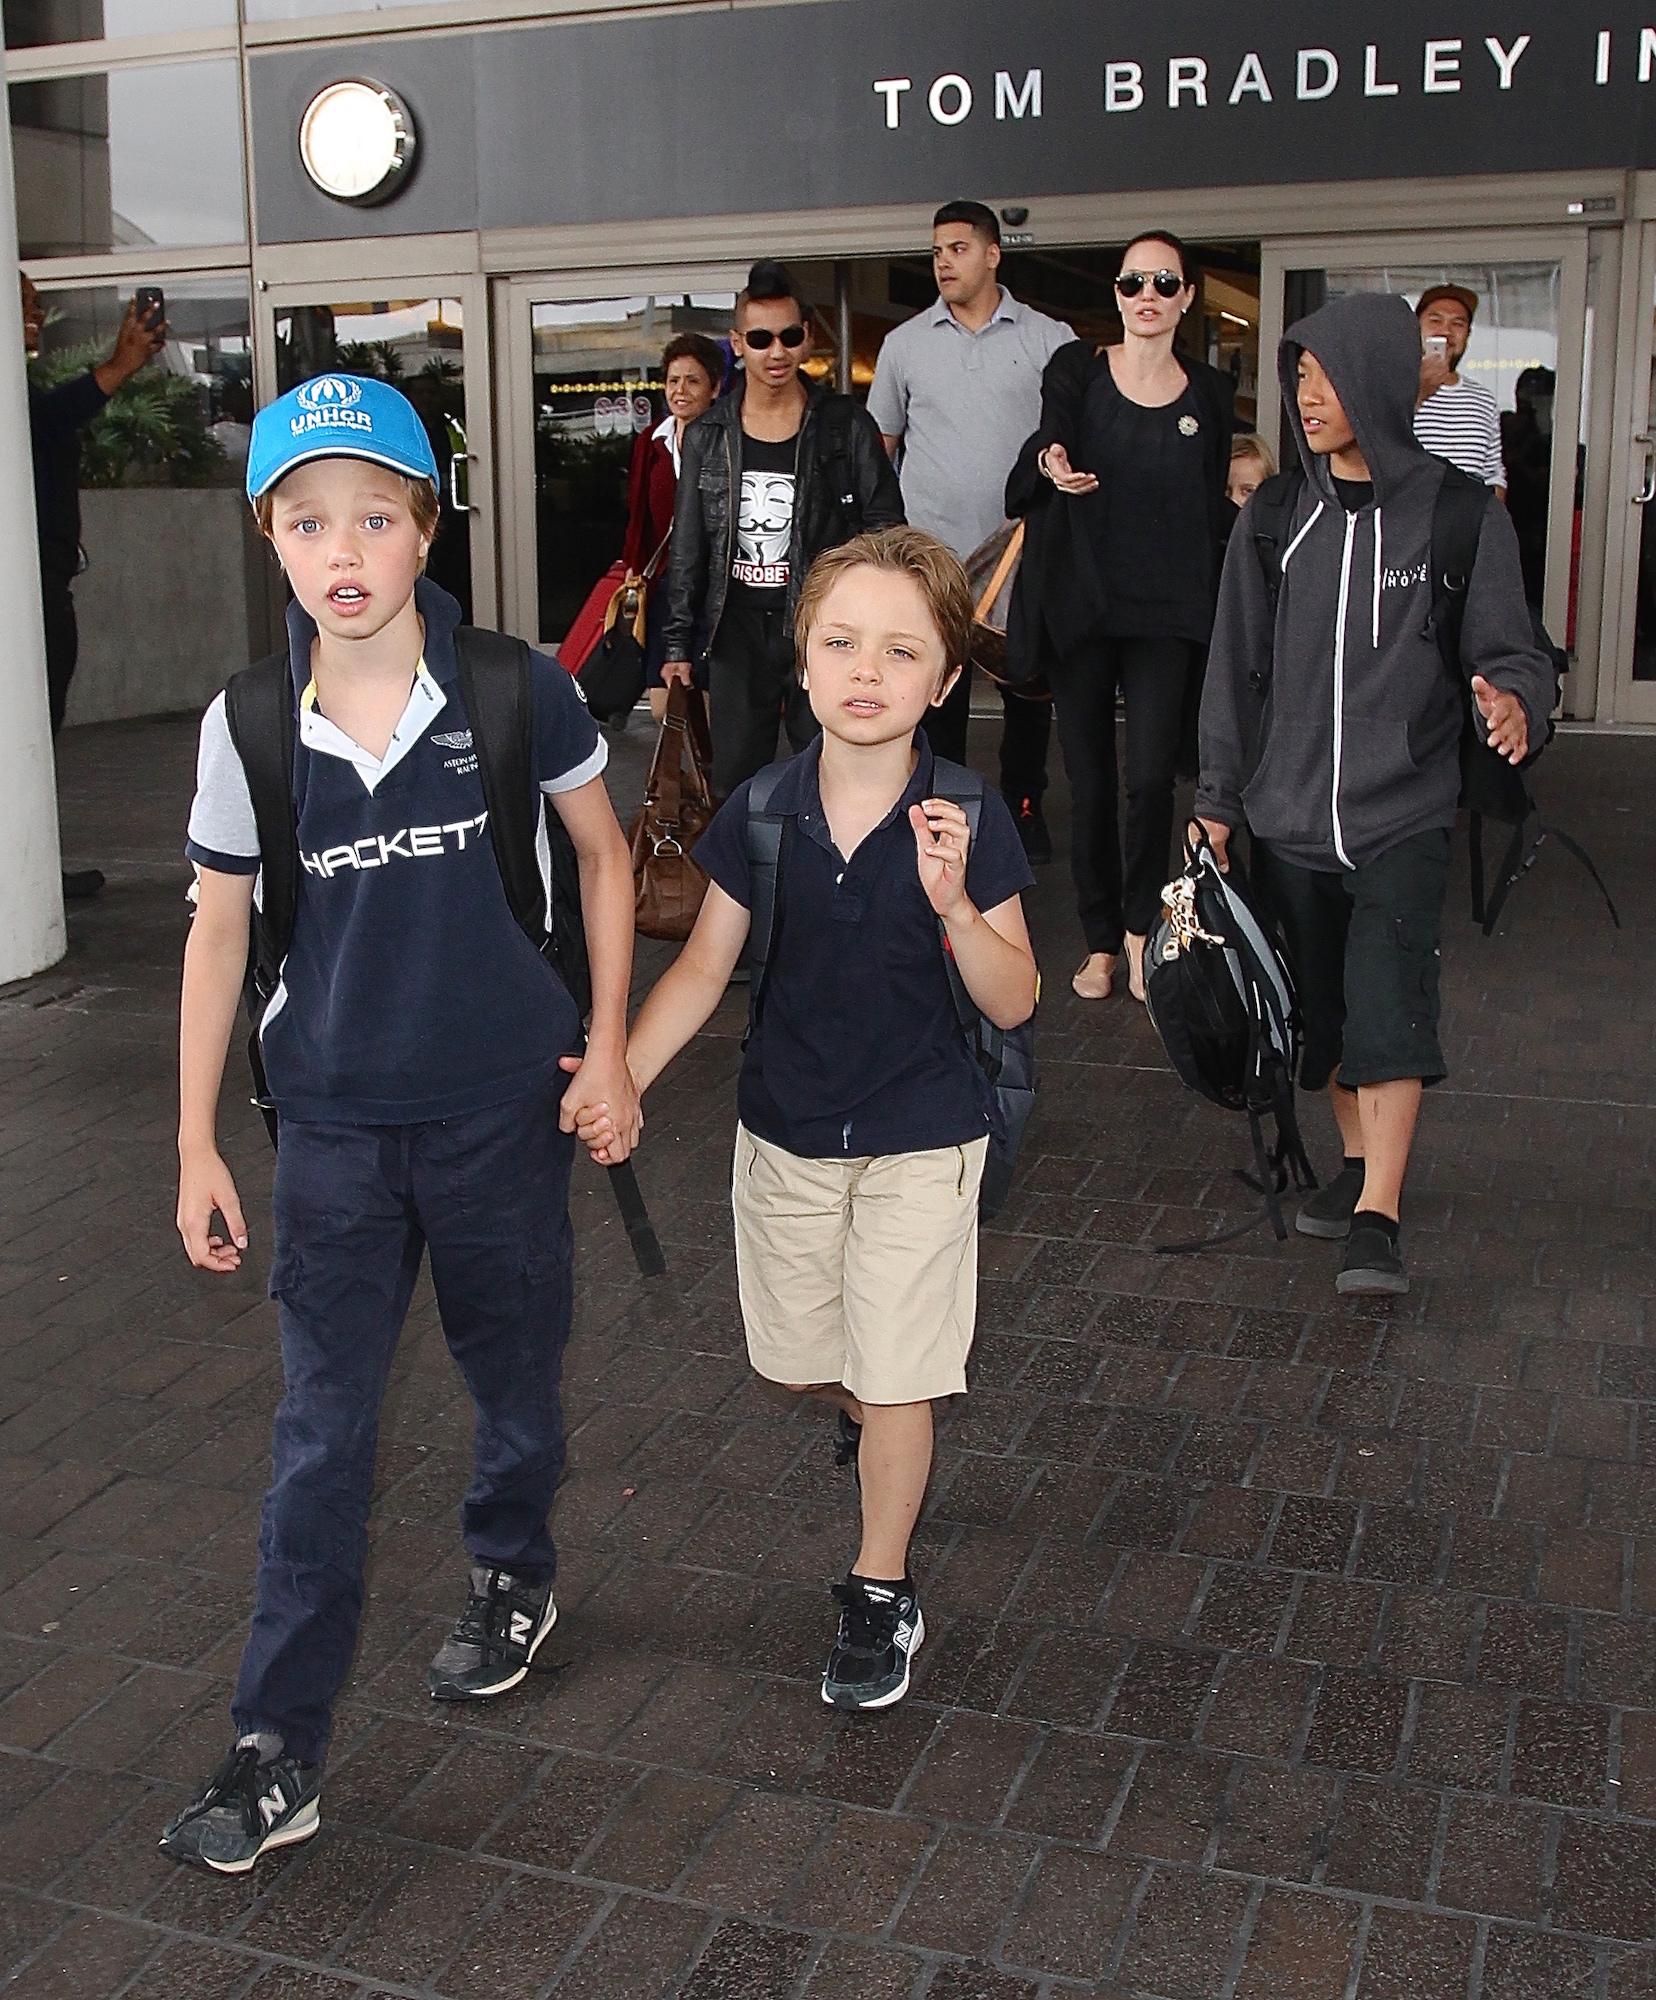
[731,1123,987,1405]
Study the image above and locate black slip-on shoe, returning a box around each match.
[1296,1162,1366,1240]
[1335,1222,1409,1297]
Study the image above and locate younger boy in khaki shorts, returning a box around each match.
[617,526,1037,1709]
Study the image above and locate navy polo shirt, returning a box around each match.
[694,734,1033,1159]
[186,578,607,1125]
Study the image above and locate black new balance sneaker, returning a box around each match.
[428,1564,557,1701]
[1336,1217,1410,1297]
[1295,1160,1366,1240]
[158,1740,321,1874]
[821,1576,924,1712]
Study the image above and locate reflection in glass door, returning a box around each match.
[266,289,487,625]
[1259,235,1589,688]
[1597,224,1656,726]
[522,292,736,649]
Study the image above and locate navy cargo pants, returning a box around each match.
[231,1088,575,1767]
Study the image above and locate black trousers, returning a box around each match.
[927,659,1052,801]
[707,597,818,799]
[42,577,77,739]
[1049,635,1200,953]
[1253,830,1451,1093]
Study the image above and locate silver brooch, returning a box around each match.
[1178,414,1200,437]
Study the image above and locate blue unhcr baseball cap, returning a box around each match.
[246,373,440,502]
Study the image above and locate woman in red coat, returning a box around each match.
[623,333,724,716]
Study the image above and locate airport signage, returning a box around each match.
[250,0,1656,243]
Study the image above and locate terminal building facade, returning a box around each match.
[12,0,1656,731]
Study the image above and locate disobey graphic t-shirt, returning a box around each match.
[730,429,799,596]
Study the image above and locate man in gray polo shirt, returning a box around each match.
[869,201,1073,860]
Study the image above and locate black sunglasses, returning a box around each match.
[1115,270,1185,300]
[741,324,808,351]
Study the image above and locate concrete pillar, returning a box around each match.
[0,42,66,985]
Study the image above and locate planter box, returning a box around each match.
[65,487,270,728]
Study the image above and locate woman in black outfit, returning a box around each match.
[1007,229,1234,1001]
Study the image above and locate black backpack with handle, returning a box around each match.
[1143,825,1317,1248]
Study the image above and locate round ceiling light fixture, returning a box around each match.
[298,78,417,205]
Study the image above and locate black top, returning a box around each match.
[1332,475,1376,513]
[28,372,107,583]
[1079,363,1215,643]
[729,428,799,600]
[693,733,1034,1158]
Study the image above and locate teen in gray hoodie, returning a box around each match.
[1196,289,1551,1298]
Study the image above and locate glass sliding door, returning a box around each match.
[257,277,495,627]
[497,280,742,651]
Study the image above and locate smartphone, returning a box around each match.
[134,285,165,331]
[1424,335,1448,361]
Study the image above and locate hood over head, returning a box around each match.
[1280,291,1429,502]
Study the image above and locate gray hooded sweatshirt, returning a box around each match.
[1197,290,1553,872]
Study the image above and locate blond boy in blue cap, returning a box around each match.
[161,374,638,1872]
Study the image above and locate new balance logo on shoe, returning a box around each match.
[509,1610,532,1644]
[257,1785,286,1830]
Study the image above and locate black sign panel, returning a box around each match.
[250,0,1656,244]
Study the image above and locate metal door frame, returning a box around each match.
[1598,220,1656,727]
[495,263,747,642]
[254,270,497,627]
[1259,227,1590,707]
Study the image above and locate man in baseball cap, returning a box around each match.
[1414,285,1506,497]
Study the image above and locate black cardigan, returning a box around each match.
[1003,341,1236,681]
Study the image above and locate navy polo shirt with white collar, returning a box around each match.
[186,578,606,1125]
[693,733,1033,1159]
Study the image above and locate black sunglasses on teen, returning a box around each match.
[1115,270,1186,300]
[741,324,808,350]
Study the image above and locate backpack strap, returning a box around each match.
[1425,466,1492,676]
[1248,468,1306,622]
[929,756,992,1049]
[454,625,546,945]
[743,761,791,1018]
[222,650,298,1008]
[458,624,664,1272]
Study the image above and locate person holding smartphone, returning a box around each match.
[1413,284,1506,499]
[21,274,166,897]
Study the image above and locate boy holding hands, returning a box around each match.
[162,376,637,1870]
[620,526,1036,1708]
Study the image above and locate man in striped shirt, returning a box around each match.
[1412,284,1506,498]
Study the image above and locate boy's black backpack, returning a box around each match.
[1143,826,1318,1248]
[220,625,664,1274]
[741,756,1034,1220]
[1249,464,1617,935]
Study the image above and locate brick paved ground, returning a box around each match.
[1,711,1654,1998]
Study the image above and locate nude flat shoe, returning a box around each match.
[1125,933,1148,1004]
[1072,953,1116,1000]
